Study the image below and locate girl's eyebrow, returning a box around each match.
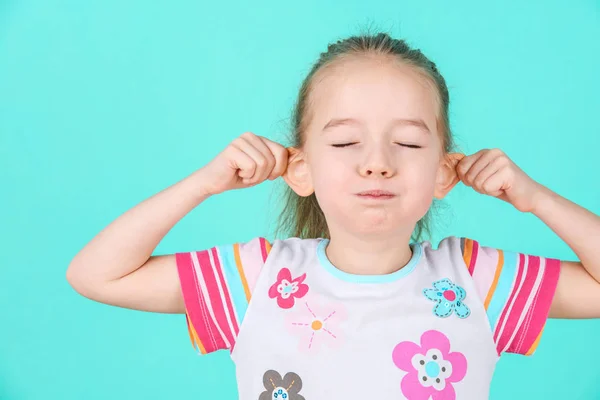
[322,117,431,134]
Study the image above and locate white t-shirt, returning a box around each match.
[176,236,560,400]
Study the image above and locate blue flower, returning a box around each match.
[423,278,470,319]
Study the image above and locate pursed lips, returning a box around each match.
[355,190,396,199]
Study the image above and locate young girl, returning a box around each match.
[66,33,600,400]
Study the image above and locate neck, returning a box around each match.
[324,228,415,276]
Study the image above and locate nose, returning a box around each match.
[359,148,396,178]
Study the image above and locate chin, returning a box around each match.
[348,213,411,237]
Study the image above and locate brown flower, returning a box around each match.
[259,370,305,400]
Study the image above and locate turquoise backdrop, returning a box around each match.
[1,0,599,399]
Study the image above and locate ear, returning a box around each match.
[282,147,314,197]
[434,152,465,199]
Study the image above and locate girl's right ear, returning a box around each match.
[282,147,314,197]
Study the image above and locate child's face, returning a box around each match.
[302,56,447,238]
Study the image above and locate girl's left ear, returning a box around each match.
[434,152,465,199]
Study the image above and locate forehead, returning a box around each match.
[308,55,439,135]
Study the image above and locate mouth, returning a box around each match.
[356,190,396,200]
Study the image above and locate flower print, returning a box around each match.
[423,278,471,319]
[285,297,346,352]
[259,370,305,400]
[392,330,467,400]
[268,268,309,309]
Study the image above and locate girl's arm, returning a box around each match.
[530,185,600,318]
[66,132,288,313]
[456,148,600,319]
[66,169,212,313]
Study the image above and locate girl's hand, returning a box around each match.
[198,132,289,196]
[456,148,544,213]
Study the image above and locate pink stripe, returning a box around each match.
[493,253,526,347]
[513,307,534,354]
[176,252,220,353]
[512,258,561,354]
[497,255,540,352]
[468,240,479,275]
[196,250,235,349]
[505,255,542,353]
[211,248,240,336]
[259,237,269,262]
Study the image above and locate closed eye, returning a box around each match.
[331,143,358,148]
[395,143,422,149]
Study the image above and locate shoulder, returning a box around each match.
[416,236,470,270]
[266,236,324,264]
[417,236,503,274]
[184,236,322,271]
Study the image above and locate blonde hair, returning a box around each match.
[275,31,455,241]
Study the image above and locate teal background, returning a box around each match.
[1,0,599,399]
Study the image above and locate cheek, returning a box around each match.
[309,157,353,214]
[401,154,439,190]
[310,155,353,189]
[408,166,438,193]
[399,155,440,217]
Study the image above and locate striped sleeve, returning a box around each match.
[460,238,561,356]
[175,237,272,355]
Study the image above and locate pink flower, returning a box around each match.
[392,330,467,400]
[285,297,345,352]
[268,268,309,309]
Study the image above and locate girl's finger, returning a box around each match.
[461,150,499,186]
[228,145,256,180]
[240,133,277,183]
[472,156,505,190]
[262,139,289,179]
[481,169,506,197]
[456,150,487,181]
[232,136,271,183]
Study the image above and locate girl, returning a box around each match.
[67,33,600,400]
